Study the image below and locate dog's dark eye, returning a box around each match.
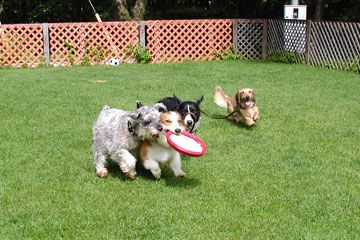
[143,120,151,125]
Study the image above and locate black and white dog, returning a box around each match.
[157,95,204,134]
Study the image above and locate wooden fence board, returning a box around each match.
[0,24,44,67]
[48,21,139,66]
[0,19,359,72]
[146,19,232,63]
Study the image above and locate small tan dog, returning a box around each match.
[139,111,186,179]
[214,86,259,127]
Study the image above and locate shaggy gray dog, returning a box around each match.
[92,103,166,179]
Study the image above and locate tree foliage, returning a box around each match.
[0,0,358,24]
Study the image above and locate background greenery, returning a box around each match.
[0,61,360,239]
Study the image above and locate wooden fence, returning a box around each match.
[0,19,359,71]
[146,19,232,63]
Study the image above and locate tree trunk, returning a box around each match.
[114,0,131,20]
[314,0,323,20]
[131,0,147,20]
[0,0,4,20]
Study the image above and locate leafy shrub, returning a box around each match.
[267,51,297,64]
[347,55,360,73]
[213,46,244,60]
[64,39,76,65]
[82,42,108,66]
[125,44,152,64]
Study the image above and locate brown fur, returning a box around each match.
[97,171,108,178]
[160,111,183,127]
[139,141,151,164]
[213,86,259,127]
[139,111,186,179]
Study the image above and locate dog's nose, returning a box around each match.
[186,120,193,126]
[174,128,181,134]
[157,125,163,131]
[245,96,250,100]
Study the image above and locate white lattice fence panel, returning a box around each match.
[146,19,232,63]
[0,24,44,67]
[48,22,139,66]
[268,19,307,63]
[284,21,306,53]
[268,20,285,54]
[309,21,360,71]
[234,19,264,59]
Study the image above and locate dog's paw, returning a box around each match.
[175,170,186,178]
[96,170,108,178]
[152,173,161,180]
[151,169,161,179]
[246,120,256,127]
[124,171,137,180]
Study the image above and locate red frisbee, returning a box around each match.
[166,131,206,157]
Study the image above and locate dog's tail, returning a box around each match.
[213,86,228,108]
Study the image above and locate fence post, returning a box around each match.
[140,21,146,50]
[232,19,238,53]
[42,23,50,66]
[305,20,311,64]
[261,19,268,60]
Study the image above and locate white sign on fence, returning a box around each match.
[284,5,307,20]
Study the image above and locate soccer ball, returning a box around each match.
[109,57,120,66]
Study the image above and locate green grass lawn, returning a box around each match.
[1,61,360,239]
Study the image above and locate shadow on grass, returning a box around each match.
[106,161,130,181]
[227,119,259,130]
[105,161,201,188]
[164,176,201,189]
[136,164,201,189]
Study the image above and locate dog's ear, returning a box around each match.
[173,94,181,104]
[136,101,143,109]
[128,112,141,119]
[235,90,241,106]
[197,95,204,104]
[154,102,167,112]
[127,120,136,134]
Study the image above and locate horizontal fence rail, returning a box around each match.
[0,19,359,72]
